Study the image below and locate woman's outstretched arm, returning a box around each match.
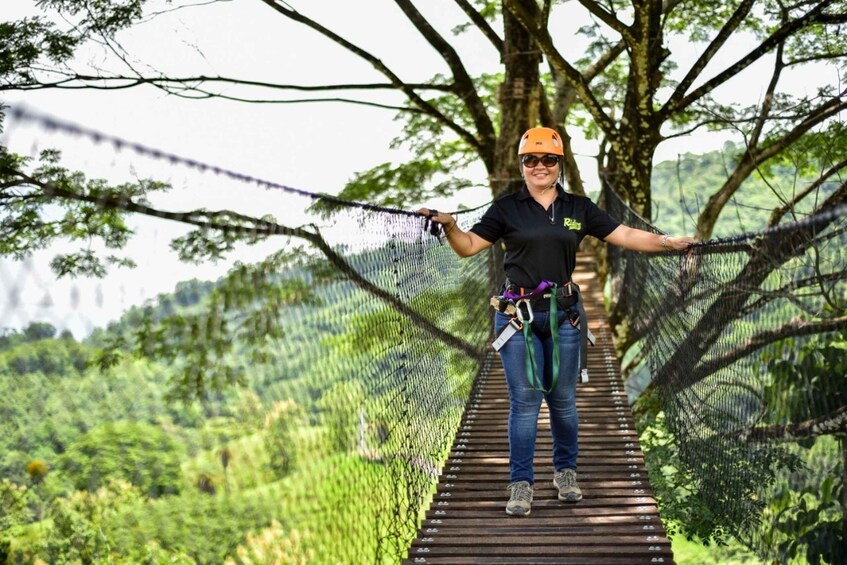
[604,225,696,252]
[417,208,494,257]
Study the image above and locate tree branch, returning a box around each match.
[668,0,843,113]
[738,269,847,319]
[740,405,847,442]
[654,184,847,390]
[577,0,633,41]
[691,315,847,383]
[747,40,785,150]
[452,0,503,52]
[4,168,481,359]
[787,51,847,66]
[583,39,627,82]
[661,0,755,116]
[695,94,847,240]
[769,157,847,226]
[258,0,482,153]
[5,73,456,94]
[393,0,497,167]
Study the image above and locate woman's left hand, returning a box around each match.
[663,235,697,251]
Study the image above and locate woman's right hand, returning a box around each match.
[416,208,455,227]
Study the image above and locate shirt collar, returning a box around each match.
[517,183,568,201]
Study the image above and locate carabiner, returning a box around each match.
[515,298,534,324]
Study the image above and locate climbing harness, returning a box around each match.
[490,280,594,392]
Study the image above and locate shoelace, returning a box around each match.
[556,470,576,487]
[509,482,532,502]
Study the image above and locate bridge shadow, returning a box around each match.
[405,254,674,564]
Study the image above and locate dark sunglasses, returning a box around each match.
[520,154,559,168]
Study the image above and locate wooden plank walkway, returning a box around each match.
[404,254,674,564]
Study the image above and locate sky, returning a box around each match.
[1,0,835,338]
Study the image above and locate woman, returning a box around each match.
[418,126,694,517]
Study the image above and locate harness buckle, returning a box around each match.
[491,316,524,352]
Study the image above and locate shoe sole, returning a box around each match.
[554,480,582,502]
[506,507,531,516]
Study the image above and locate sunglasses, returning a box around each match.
[520,154,560,168]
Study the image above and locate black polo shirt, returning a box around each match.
[469,185,620,288]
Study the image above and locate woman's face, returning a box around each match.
[520,153,560,192]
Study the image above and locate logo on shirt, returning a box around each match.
[563,217,582,231]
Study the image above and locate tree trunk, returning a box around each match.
[492,0,542,201]
[483,1,544,294]
[603,1,666,344]
[842,436,846,546]
[606,0,665,218]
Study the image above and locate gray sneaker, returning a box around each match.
[553,468,582,502]
[506,481,533,516]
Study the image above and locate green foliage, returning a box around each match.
[263,400,303,478]
[754,333,847,559]
[39,0,149,37]
[766,476,845,564]
[25,459,49,484]
[110,488,281,563]
[663,1,764,40]
[173,278,216,308]
[671,533,765,565]
[43,478,143,563]
[0,337,89,375]
[226,520,314,564]
[0,479,32,562]
[60,421,184,497]
[117,253,320,401]
[169,212,279,264]
[0,17,80,85]
[759,435,846,565]
[763,331,847,424]
[648,142,842,238]
[317,381,367,454]
[0,321,68,350]
[23,322,57,342]
[0,149,170,277]
[634,389,729,544]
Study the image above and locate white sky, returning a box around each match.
[1,0,838,338]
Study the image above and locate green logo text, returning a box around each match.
[563,218,582,231]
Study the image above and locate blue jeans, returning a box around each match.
[494,309,580,484]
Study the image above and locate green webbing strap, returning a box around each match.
[522,285,559,394]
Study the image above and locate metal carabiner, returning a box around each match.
[515,298,534,324]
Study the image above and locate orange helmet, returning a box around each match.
[517,127,564,156]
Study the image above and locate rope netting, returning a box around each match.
[603,182,847,561]
[0,106,490,563]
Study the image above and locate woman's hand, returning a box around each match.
[414,207,493,258]
[416,208,456,229]
[662,235,697,251]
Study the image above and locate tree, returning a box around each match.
[263,399,302,478]
[60,421,184,497]
[23,322,56,342]
[0,479,32,562]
